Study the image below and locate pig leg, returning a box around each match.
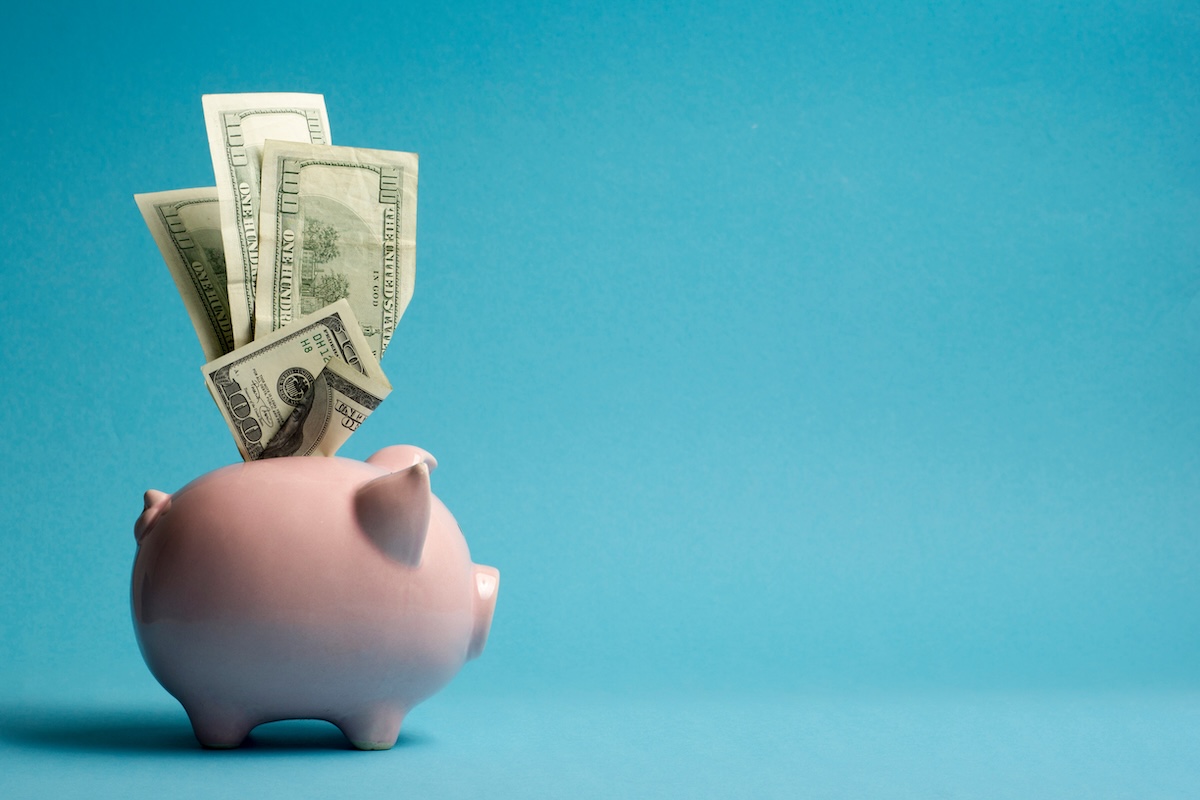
[184,703,254,749]
[336,706,406,750]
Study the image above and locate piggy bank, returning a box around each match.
[131,445,499,750]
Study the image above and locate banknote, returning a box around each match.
[203,93,332,348]
[259,356,392,459]
[202,299,387,460]
[256,140,417,358]
[134,187,235,360]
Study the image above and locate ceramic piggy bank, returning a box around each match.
[131,445,499,750]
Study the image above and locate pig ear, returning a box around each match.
[366,445,437,474]
[354,461,431,567]
[135,490,171,543]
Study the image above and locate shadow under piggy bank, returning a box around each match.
[0,703,431,754]
[131,444,499,751]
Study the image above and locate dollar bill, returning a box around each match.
[259,356,392,459]
[203,93,332,348]
[202,299,387,460]
[134,187,235,360]
[256,140,417,359]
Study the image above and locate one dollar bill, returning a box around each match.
[259,356,392,459]
[203,93,332,349]
[202,299,387,460]
[134,187,235,360]
[256,139,417,359]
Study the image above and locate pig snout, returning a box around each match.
[467,564,500,660]
[134,490,171,543]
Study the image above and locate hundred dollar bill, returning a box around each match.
[202,299,388,461]
[135,189,235,357]
[260,356,392,459]
[256,139,417,358]
[134,188,235,360]
[203,93,332,348]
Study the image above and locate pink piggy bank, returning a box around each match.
[131,444,499,750]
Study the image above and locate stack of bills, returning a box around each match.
[135,93,416,460]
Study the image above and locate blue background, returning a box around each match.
[2,1,1198,796]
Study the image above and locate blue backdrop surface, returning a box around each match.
[1,1,1198,796]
